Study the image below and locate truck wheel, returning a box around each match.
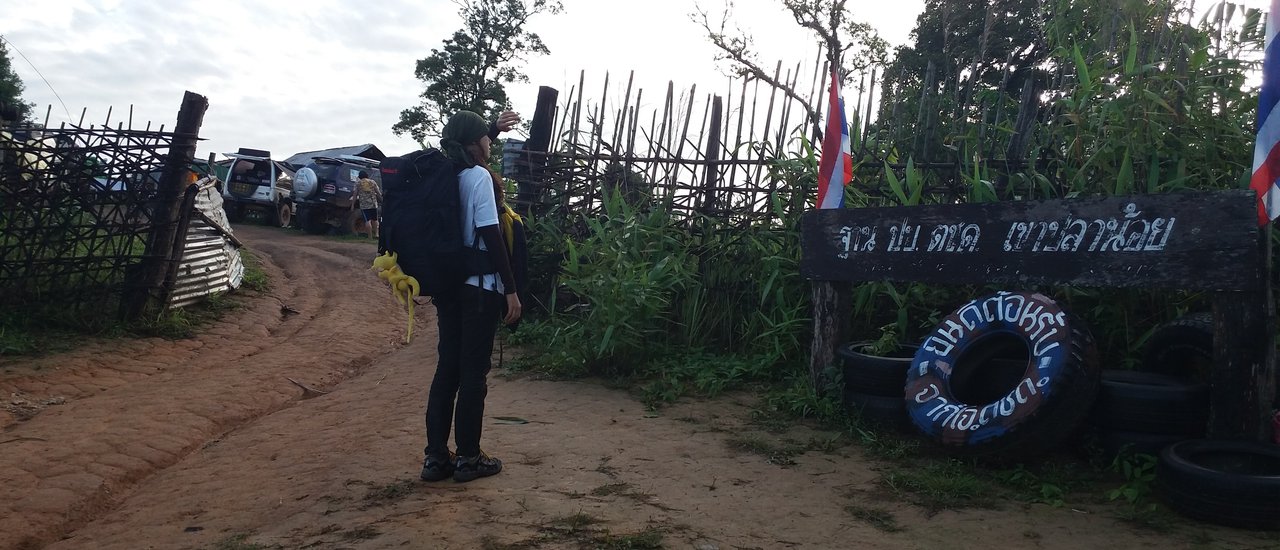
[225,203,245,223]
[344,209,367,236]
[299,206,328,235]
[276,202,293,228]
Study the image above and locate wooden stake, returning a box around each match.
[703,95,723,215]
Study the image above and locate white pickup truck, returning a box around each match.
[220,148,295,227]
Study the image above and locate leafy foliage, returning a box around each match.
[393,0,562,143]
[874,0,1259,200]
[510,187,809,402]
[1108,452,1158,505]
[0,38,34,123]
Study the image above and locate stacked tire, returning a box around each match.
[1091,313,1213,459]
[903,291,1101,460]
[1134,313,1280,530]
[1090,370,1208,458]
[1157,439,1280,530]
[837,342,914,431]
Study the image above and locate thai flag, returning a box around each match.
[1250,0,1280,225]
[816,69,853,209]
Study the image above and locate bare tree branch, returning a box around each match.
[693,2,826,140]
[691,1,888,145]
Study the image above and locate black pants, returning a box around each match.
[425,284,503,459]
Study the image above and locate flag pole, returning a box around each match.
[808,68,853,393]
[1220,0,1279,440]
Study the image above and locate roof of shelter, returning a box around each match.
[282,144,385,168]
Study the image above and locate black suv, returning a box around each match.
[292,155,381,235]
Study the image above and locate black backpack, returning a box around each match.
[378,149,491,297]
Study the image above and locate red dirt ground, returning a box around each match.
[1,225,1276,550]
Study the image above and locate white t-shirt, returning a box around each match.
[458,165,504,293]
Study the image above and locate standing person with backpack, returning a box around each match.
[419,109,523,483]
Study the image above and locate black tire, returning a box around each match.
[905,291,1100,459]
[842,391,911,431]
[1093,370,1208,436]
[298,206,329,235]
[837,342,916,396]
[224,203,245,223]
[1157,439,1280,530]
[1141,312,1213,382]
[341,208,365,236]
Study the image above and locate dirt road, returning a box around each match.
[0,226,1275,549]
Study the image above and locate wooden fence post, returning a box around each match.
[1005,79,1039,163]
[1209,229,1276,440]
[912,61,936,161]
[518,86,558,216]
[122,91,207,320]
[160,184,201,307]
[809,281,851,394]
[701,95,723,215]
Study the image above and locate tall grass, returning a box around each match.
[510,187,810,402]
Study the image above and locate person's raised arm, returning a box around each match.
[488,111,521,140]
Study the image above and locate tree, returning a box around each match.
[869,0,1048,162]
[0,37,35,123]
[393,0,562,144]
[872,0,1259,198]
[887,0,1043,104]
[694,1,888,141]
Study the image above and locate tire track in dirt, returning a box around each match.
[0,226,405,550]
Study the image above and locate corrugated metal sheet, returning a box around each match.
[281,143,386,168]
[169,178,244,309]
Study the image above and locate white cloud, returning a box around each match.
[2,0,924,161]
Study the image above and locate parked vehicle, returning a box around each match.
[221,148,295,227]
[292,155,381,235]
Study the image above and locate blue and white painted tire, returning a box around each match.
[904,291,1100,459]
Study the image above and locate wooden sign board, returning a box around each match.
[800,190,1260,292]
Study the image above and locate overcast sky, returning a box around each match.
[3,0,1257,162]
[0,0,928,160]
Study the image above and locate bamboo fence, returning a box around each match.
[0,93,207,326]
[508,58,1051,227]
